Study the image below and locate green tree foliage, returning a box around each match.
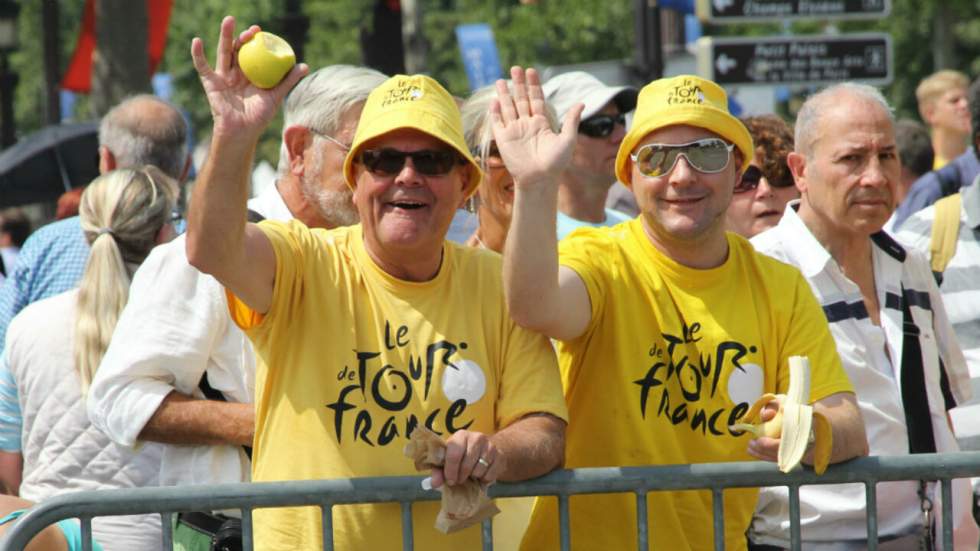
[5,0,979,169]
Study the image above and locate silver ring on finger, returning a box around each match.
[477,457,491,468]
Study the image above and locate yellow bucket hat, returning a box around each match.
[343,74,483,197]
[614,75,754,187]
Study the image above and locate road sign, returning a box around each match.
[455,24,503,91]
[696,33,892,87]
[696,0,890,23]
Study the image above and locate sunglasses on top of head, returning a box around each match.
[733,165,795,194]
[578,113,626,138]
[359,148,464,177]
[630,138,734,178]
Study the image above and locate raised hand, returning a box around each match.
[190,16,308,138]
[490,66,583,186]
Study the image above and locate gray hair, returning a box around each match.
[277,65,388,174]
[795,82,894,156]
[98,94,188,180]
[461,82,559,173]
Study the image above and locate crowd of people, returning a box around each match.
[0,13,977,551]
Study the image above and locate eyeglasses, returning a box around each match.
[483,142,505,169]
[359,148,463,176]
[309,129,351,151]
[733,165,796,193]
[579,113,626,138]
[630,138,734,178]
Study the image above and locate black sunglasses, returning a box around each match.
[734,165,795,193]
[578,113,626,138]
[359,148,463,177]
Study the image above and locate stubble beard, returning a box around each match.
[301,150,360,228]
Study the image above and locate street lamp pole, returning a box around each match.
[0,0,20,149]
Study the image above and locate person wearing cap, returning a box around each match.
[185,17,568,551]
[493,67,867,550]
[542,71,638,239]
[749,83,978,550]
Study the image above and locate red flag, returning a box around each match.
[61,0,174,93]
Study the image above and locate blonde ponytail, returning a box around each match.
[74,166,178,392]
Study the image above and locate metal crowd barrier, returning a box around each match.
[3,451,980,551]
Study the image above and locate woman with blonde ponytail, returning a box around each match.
[0,167,178,551]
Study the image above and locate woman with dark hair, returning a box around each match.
[725,114,800,238]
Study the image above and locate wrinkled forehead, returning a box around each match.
[812,101,895,152]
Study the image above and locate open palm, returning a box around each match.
[190,16,307,137]
[491,67,583,186]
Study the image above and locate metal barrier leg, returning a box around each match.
[558,494,570,551]
[712,488,725,551]
[635,490,648,551]
[80,516,92,551]
[941,479,953,551]
[865,481,878,551]
[401,501,414,551]
[160,512,174,550]
[242,507,253,551]
[481,517,493,551]
[321,504,334,551]
[788,485,801,551]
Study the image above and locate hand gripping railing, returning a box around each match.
[3,451,980,551]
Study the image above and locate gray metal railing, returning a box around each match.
[3,451,980,551]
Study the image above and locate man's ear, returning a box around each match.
[98,146,116,174]
[283,125,312,176]
[786,152,807,194]
[919,100,937,126]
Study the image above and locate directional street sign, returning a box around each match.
[696,0,890,23]
[696,33,892,87]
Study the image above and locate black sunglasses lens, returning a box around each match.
[579,114,624,138]
[735,166,763,193]
[411,150,457,175]
[361,150,403,174]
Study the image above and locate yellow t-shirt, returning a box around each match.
[229,220,568,551]
[520,219,852,551]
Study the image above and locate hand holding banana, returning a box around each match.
[730,356,834,475]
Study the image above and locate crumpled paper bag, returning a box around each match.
[403,426,500,533]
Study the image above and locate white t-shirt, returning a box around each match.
[87,185,291,486]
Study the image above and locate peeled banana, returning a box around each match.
[729,356,833,475]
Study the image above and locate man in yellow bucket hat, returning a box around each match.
[185,17,568,551]
[496,66,868,550]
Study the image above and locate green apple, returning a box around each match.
[238,31,296,89]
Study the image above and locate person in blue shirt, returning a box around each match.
[893,76,980,230]
[542,71,637,239]
[0,94,190,357]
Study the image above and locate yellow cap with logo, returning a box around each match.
[343,74,483,197]
[614,74,754,186]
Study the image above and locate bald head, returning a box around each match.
[795,83,894,157]
[98,94,189,180]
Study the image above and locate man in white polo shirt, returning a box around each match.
[749,82,978,550]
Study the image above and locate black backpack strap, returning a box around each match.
[0,254,6,278]
[935,163,962,197]
[898,285,938,455]
[199,372,253,460]
[246,209,265,223]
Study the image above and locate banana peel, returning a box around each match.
[729,356,833,475]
